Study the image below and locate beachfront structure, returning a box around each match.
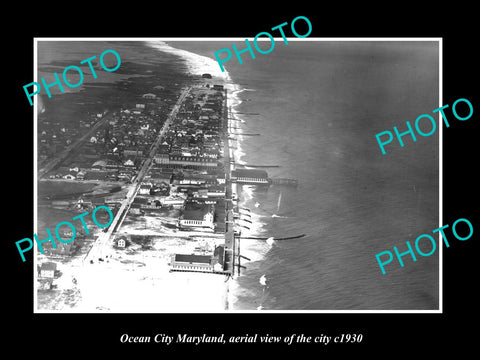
[231,169,269,184]
[170,254,212,272]
[179,203,215,230]
[170,245,225,273]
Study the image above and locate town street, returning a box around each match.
[83,87,191,264]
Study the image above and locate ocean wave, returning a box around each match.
[144,40,230,82]
[228,87,249,167]
[236,185,271,267]
[227,277,263,310]
[229,88,271,273]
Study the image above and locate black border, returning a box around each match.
[6,6,478,356]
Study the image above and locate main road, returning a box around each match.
[83,87,191,264]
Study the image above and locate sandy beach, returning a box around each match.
[37,243,229,312]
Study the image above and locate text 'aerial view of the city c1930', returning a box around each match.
[34,39,440,313]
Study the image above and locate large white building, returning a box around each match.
[179,203,215,231]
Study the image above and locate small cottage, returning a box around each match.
[39,262,57,278]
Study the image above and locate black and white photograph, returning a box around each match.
[32,38,440,312]
[6,8,478,355]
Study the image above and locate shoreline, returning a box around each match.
[140,42,273,310]
[37,41,236,312]
[150,41,272,309]
[36,40,274,312]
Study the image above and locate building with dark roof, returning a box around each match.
[231,169,269,184]
[39,262,57,278]
[170,245,225,273]
[179,203,215,230]
[169,155,218,169]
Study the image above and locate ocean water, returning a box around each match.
[168,40,440,310]
[38,40,440,311]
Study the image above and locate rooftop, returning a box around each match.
[40,262,57,271]
[182,203,214,220]
[174,254,211,264]
[232,168,268,179]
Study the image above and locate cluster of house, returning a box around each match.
[156,88,225,169]
[43,84,231,188]
[162,84,231,273]
[121,86,229,233]
[43,92,172,181]
[48,159,138,182]
[38,112,103,164]
[102,97,167,160]
[33,217,96,256]
[41,85,230,262]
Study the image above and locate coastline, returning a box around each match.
[150,41,270,310]
[145,41,277,310]
[36,41,234,312]
[37,40,268,312]
[164,40,439,311]
[150,41,275,310]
